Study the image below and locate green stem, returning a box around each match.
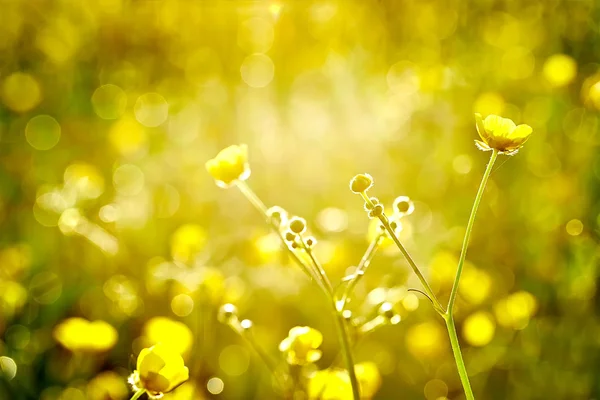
[130,389,145,400]
[447,150,497,315]
[332,304,361,400]
[360,194,444,314]
[235,181,326,292]
[444,149,498,400]
[339,234,383,310]
[235,180,360,400]
[444,314,474,400]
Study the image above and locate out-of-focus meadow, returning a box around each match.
[1,0,599,399]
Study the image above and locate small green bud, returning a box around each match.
[349,173,373,194]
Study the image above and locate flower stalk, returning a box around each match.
[234,181,361,400]
[130,388,145,400]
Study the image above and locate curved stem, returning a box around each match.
[130,389,145,400]
[444,149,498,400]
[447,149,497,315]
[359,195,444,314]
[444,314,474,400]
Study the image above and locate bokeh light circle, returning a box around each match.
[25,115,61,150]
[1,72,42,112]
[134,92,169,127]
[240,54,275,88]
[92,84,127,119]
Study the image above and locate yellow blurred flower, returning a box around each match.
[170,224,207,262]
[474,113,533,155]
[308,362,382,400]
[143,317,193,357]
[87,371,129,400]
[53,318,118,353]
[129,343,189,398]
[279,326,323,365]
[0,281,27,316]
[205,144,250,188]
[494,291,537,330]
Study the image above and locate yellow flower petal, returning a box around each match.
[508,124,533,140]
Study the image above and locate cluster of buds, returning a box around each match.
[218,303,253,335]
[358,302,401,334]
[282,216,317,251]
[350,173,415,226]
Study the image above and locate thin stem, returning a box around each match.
[236,180,268,215]
[303,243,333,294]
[444,315,474,400]
[443,149,498,400]
[332,305,361,400]
[235,180,360,400]
[130,389,145,400]
[339,234,383,310]
[244,328,290,393]
[447,149,498,315]
[361,194,444,314]
[235,181,327,292]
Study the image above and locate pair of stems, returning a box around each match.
[359,150,498,400]
[235,181,361,400]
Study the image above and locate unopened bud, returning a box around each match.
[285,231,296,242]
[350,173,373,194]
[289,217,307,234]
[393,196,414,217]
[368,204,384,219]
[218,303,238,324]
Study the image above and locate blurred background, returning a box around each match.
[0,0,599,399]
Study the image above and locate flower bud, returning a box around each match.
[349,173,373,194]
[393,196,414,217]
[266,206,288,227]
[305,236,317,247]
[378,302,401,325]
[284,231,296,242]
[289,217,307,234]
[130,343,189,395]
[240,319,253,330]
[368,204,384,219]
[205,144,250,188]
[217,303,238,324]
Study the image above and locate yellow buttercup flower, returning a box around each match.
[279,326,323,365]
[53,317,118,353]
[142,317,193,357]
[474,113,533,155]
[129,343,189,399]
[307,362,382,400]
[205,144,250,188]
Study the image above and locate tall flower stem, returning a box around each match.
[445,149,498,400]
[447,149,497,314]
[130,389,145,400]
[360,194,445,314]
[235,181,361,400]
